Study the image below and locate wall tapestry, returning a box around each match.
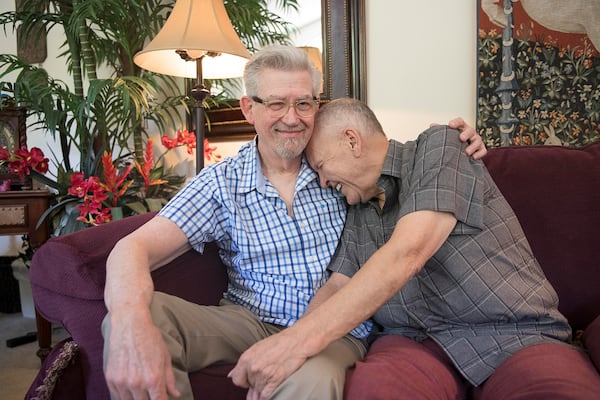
[477,0,600,147]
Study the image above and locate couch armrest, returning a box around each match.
[30,211,228,313]
[28,212,229,399]
[29,212,157,300]
[583,315,600,371]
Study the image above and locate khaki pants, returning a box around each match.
[103,291,366,399]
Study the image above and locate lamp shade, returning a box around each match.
[134,0,251,79]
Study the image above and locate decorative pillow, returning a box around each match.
[25,338,85,400]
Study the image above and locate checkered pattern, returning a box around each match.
[160,139,372,338]
[329,127,571,384]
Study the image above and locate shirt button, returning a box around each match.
[307,256,316,262]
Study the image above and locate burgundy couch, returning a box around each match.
[26,141,600,399]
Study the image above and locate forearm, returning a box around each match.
[104,237,155,315]
[289,244,417,353]
[104,216,191,315]
[288,211,457,356]
[304,272,349,315]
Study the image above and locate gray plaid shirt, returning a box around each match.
[328,126,571,385]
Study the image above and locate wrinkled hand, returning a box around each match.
[228,331,308,400]
[104,312,180,400]
[432,117,487,160]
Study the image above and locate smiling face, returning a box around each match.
[241,68,316,161]
[306,125,381,205]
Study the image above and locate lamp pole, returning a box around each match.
[191,56,209,173]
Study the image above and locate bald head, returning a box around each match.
[313,98,385,140]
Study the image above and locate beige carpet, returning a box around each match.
[0,312,69,400]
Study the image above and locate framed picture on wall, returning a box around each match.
[476,0,600,147]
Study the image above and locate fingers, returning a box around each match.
[164,357,181,398]
[447,117,467,130]
[228,363,251,388]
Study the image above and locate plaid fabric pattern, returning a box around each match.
[160,139,372,337]
[328,126,571,385]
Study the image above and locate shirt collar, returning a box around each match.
[373,139,403,209]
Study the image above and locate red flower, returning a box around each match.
[161,135,178,149]
[204,138,222,163]
[0,146,49,179]
[99,151,133,207]
[134,138,167,192]
[161,129,197,155]
[68,172,111,226]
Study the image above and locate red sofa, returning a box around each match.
[26,141,600,399]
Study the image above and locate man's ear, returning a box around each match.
[344,128,362,157]
[240,96,255,125]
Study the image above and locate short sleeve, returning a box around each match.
[159,167,225,253]
[399,126,486,234]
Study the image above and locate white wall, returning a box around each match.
[367,1,477,143]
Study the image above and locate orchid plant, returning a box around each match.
[1,131,221,234]
[0,145,49,185]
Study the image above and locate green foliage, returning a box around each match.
[1,0,299,235]
[477,29,600,147]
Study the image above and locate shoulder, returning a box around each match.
[416,125,462,150]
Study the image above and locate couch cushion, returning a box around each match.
[483,142,600,331]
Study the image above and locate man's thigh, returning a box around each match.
[345,335,468,400]
[473,343,600,400]
[148,292,276,370]
[272,334,366,400]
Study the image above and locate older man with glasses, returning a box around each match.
[102,45,487,400]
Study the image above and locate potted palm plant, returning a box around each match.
[0,0,298,234]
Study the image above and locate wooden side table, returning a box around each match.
[0,189,52,361]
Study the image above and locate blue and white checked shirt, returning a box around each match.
[159,139,372,338]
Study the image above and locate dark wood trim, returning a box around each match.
[205,0,367,141]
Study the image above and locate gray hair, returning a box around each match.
[315,98,386,138]
[243,45,322,97]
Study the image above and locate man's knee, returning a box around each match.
[345,336,467,400]
[271,336,363,400]
[271,354,347,400]
[475,343,600,400]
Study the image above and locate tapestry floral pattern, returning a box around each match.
[477,4,600,148]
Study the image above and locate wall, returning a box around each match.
[0,1,477,255]
[367,1,477,143]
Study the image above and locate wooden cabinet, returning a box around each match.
[0,189,52,360]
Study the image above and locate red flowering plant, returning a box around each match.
[40,133,220,235]
[0,145,49,189]
[161,129,223,163]
[4,128,220,235]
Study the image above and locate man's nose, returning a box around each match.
[281,104,301,123]
[319,175,328,188]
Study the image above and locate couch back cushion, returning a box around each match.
[483,142,600,331]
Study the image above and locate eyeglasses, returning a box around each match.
[251,96,319,118]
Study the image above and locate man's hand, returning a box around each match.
[104,312,180,400]
[432,117,487,160]
[228,330,309,400]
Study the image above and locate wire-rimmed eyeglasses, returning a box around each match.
[251,96,319,118]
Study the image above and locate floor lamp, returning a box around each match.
[133,0,250,173]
